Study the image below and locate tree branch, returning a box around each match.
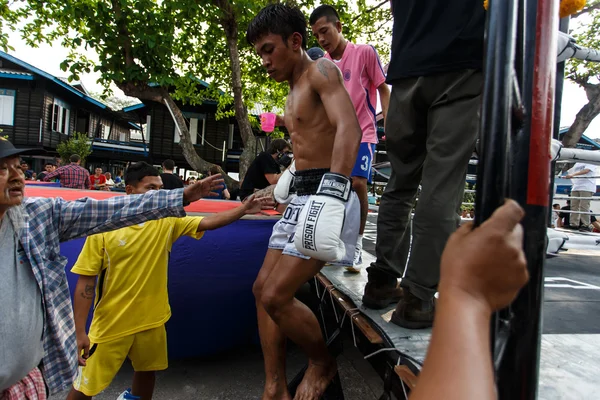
[110,0,134,68]
[351,0,389,23]
[571,1,600,18]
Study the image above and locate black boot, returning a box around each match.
[390,290,435,329]
[362,266,404,309]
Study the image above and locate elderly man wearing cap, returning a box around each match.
[0,138,225,399]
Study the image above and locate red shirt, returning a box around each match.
[90,174,107,189]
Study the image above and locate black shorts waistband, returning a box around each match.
[294,168,329,196]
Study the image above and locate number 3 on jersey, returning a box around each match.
[360,155,369,171]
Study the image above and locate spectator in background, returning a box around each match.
[208,166,230,200]
[306,46,325,60]
[43,154,90,190]
[239,139,292,201]
[114,171,124,184]
[310,4,390,272]
[37,163,55,181]
[105,172,115,188]
[20,161,33,180]
[552,203,560,228]
[565,162,597,232]
[160,159,184,190]
[90,168,107,190]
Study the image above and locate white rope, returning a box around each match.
[554,209,600,215]
[364,347,403,360]
[552,140,600,166]
[556,175,600,179]
[554,195,600,201]
[329,291,340,323]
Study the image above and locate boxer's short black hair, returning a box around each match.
[309,5,340,26]
[125,161,160,186]
[247,4,307,49]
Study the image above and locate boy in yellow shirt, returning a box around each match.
[67,162,264,400]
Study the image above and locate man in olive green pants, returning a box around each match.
[362,0,485,329]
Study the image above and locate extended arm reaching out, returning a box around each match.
[409,200,528,400]
[197,195,269,231]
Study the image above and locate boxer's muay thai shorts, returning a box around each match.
[268,168,360,266]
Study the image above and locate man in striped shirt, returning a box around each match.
[0,138,226,398]
[43,154,91,189]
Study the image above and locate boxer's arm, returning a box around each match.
[311,58,362,177]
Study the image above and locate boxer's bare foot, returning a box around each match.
[293,358,337,400]
[262,382,292,400]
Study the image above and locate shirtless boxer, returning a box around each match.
[247,4,362,400]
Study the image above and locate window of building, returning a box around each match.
[175,113,205,144]
[51,98,71,134]
[0,89,16,126]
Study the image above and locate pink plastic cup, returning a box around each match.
[261,112,276,132]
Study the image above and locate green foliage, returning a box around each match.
[1,0,390,118]
[566,4,600,85]
[56,132,92,166]
[461,183,476,212]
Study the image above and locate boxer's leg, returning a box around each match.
[253,249,289,400]
[260,255,331,400]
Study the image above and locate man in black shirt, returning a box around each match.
[363,0,485,329]
[239,139,292,201]
[160,159,184,190]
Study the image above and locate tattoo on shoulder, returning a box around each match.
[316,59,330,79]
[315,59,343,83]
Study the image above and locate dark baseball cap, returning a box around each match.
[0,137,34,159]
[307,47,325,60]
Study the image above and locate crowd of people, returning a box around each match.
[0,1,542,399]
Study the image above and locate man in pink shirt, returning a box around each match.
[310,5,390,272]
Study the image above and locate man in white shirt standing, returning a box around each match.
[565,162,598,231]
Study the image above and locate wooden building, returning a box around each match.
[0,50,278,177]
[0,51,142,173]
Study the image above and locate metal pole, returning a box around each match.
[549,16,570,219]
[496,0,559,398]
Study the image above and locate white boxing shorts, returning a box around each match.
[268,169,360,266]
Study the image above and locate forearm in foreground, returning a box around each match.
[409,290,496,400]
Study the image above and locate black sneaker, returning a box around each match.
[390,290,435,329]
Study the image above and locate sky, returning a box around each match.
[6,28,600,139]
